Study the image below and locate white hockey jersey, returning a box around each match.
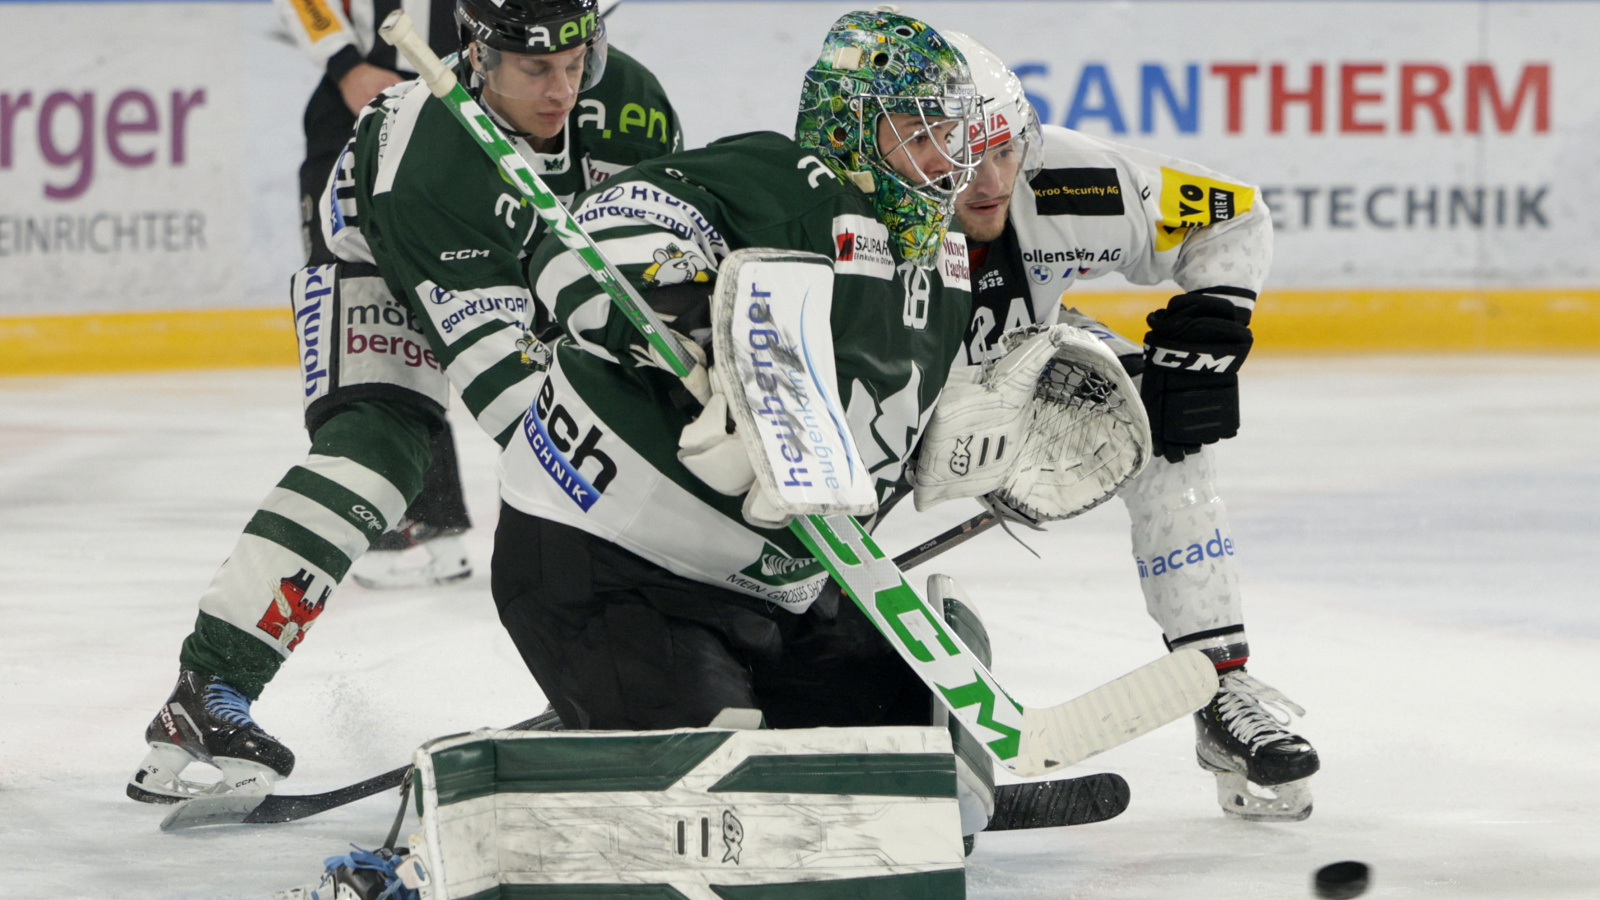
[961,124,1272,366]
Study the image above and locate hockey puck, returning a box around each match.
[1313,861,1370,899]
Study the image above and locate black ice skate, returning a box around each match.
[1195,667,1319,821]
[127,670,295,804]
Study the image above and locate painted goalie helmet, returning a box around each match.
[455,0,608,91]
[941,31,1044,181]
[796,9,981,267]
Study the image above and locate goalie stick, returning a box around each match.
[378,11,1216,779]
[165,759,1127,834]
[161,704,1129,832]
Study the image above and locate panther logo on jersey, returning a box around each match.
[256,569,330,652]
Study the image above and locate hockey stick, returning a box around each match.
[894,510,998,570]
[159,713,555,831]
[379,11,1216,779]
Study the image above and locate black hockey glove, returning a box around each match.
[1140,290,1254,464]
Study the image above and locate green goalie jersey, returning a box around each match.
[498,131,974,612]
[320,47,680,446]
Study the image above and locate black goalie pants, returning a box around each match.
[491,505,931,732]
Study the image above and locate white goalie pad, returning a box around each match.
[402,726,965,900]
[710,248,877,518]
[915,324,1150,522]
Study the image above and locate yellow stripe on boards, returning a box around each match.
[0,308,297,376]
[3,289,1598,377]
[1063,288,1600,352]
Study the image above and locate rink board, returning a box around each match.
[3,0,1598,369]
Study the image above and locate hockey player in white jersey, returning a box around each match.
[933,31,1319,821]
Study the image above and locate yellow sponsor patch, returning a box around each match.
[289,0,343,43]
[1155,167,1255,252]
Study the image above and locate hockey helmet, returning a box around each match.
[456,0,608,91]
[941,31,1043,181]
[796,9,981,267]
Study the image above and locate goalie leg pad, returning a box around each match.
[404,726,966,898]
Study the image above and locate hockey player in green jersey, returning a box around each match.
[128,0,681,805]
[487,7,1025,840]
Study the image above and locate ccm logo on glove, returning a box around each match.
[1141,289,1254,464]
[1148,346,1242,373]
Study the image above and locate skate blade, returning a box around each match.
[157,758,281,831]
[1213,770,1313,821]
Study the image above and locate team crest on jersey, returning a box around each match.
[830,214,895,280]
[256,569,330,652]
[642,244,711,286]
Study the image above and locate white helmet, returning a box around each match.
[943,31,1043,180]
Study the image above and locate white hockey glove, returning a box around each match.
[913,326,1065,510]
[676,377,791,529]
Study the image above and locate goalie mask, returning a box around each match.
[456,0,608,94]
[942,30,1043,181]
[796,9,981,267]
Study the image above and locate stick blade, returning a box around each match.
[159,793,269,831]
[986,772,1130,831]
[1010,648,1218,777]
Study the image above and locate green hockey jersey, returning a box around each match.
[320,48,681,446]
[499,131,974,611]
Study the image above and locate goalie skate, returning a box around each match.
[1194,668,1318,821]
[127,670,294,804]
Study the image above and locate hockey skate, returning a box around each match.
[349,521,471,590]
[1195,667,1319,821]
[127,670,295,804]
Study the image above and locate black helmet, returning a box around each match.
[456,0,608,88]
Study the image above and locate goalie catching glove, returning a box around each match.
[914,323,1151,524]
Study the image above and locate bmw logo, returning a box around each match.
[1028,263,1054,284]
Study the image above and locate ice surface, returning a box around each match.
[1,357,1597,898]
